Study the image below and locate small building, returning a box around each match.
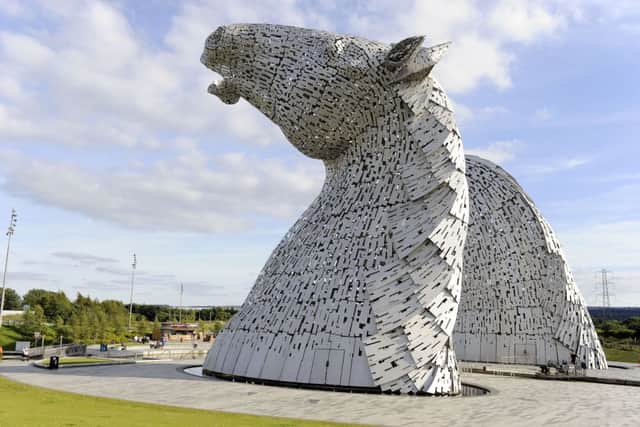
[160,322,199,341]
[1,310,24,326]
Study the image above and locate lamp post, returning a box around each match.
[0,209,17,328]
[128,253,137,331]
[179,283,183,323]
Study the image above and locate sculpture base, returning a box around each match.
[203,369,469,396]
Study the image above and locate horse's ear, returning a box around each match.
[385,40,451,82]
[383,36,425,70]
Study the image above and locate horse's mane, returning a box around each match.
[361,72,469,393]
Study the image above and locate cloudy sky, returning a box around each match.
[0,0,638,307]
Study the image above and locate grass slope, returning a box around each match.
[604,346,640,364]
[0,326,25,350]
[0,376,361,427]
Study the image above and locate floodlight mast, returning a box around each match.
[179,283,183,323]
[128,253,137,331]
[0,209,17,328]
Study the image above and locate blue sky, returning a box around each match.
[0,0,638,306]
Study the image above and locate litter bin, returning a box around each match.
[49,355,59,370]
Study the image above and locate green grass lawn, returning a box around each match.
[0,376,361,427]
[39,357,115,366]
[0,325,25,350]
[604,346,640,364]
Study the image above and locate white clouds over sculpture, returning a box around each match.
[201,24,605,395]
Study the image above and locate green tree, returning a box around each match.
[20,305,52,338]
[101,300,128,341]
[1,288,22,310]
[53,315,72,346]
[601,319,635,340]
[215,307,237,321]
[74,293,95,310]
[23,289,73,321]
[151,318,161,341]
[69,307,92,343]
[134,317,152,337]
[179,309,196,323]
[623,317,640,340]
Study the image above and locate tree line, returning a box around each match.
[593,317,640,342]
[1,288,237,346]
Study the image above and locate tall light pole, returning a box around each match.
[0,209,17,328]
[128,253,137,331]
[179,283,183,323]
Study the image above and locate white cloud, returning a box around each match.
[347,0,636,95]
[489,0,565,43]
[526,156,592,175]
[1,271,51,282]
[0,31,53,67]
[0,1,325,238]
[0,0,633,236]
[345,0,574,93]
[0,0,618,156]
[565,158,590,168]
[452,102,474,124]
[0,146,324,233]
[452,103,508,124]
[0,75,27,101]
[465,140,522,164]
[0,0,548,235]
[480,106,508,115]
[437,33,513,92]
[0,1,290,149]
[52,251,118,265]
[0,103,36,136]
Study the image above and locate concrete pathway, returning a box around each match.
[460,360,640,382]
[1,360,639,426]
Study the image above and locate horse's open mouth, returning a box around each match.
[207,78,240,105]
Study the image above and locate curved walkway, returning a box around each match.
[1,360,639,426]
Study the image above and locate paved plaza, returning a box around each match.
[1,360,639,426]
[460,361,640,383]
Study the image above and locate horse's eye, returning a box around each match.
[326,38,368,80]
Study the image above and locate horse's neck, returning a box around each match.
[312,102,467,266]
[322,113,410,195]
[319,108,463,208]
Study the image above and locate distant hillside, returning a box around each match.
[589,307,640,320]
